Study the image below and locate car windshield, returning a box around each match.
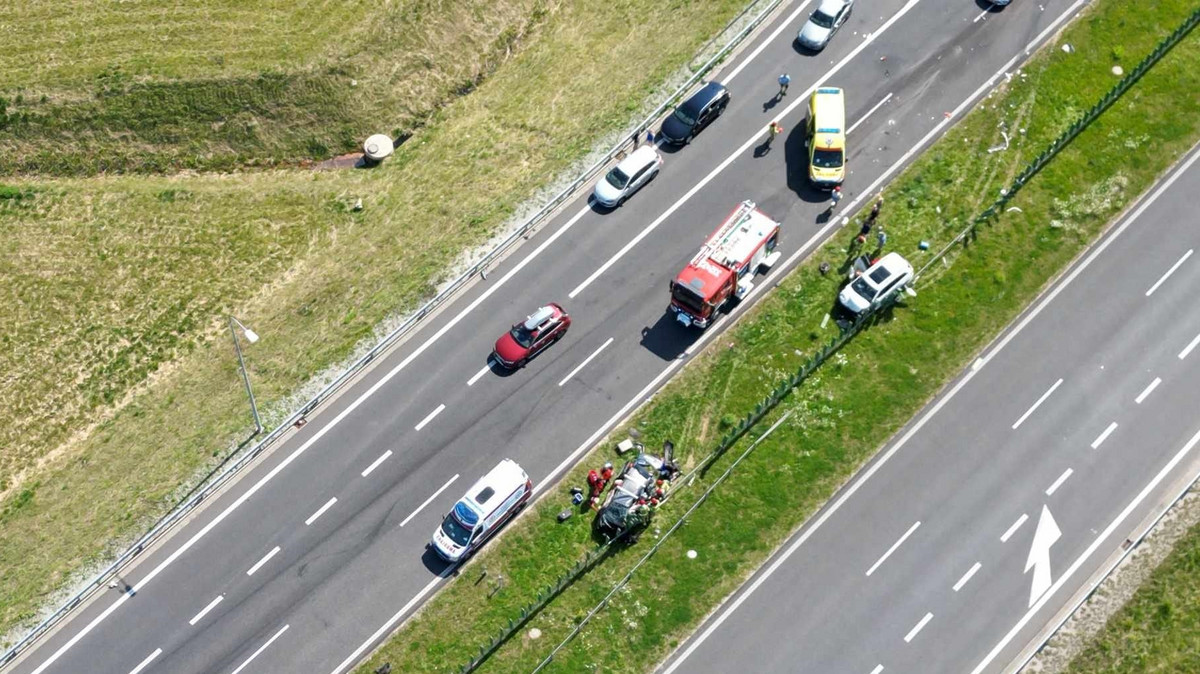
[440,515,473,546]
[673,107,696,127]
[850,277,879,301]
[812,148,844,168]
[671,283,709,315]
[605,167,631,189]
[809,9,836,28]
[509,324,535,348]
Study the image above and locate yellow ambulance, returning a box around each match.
[806,87,846,189]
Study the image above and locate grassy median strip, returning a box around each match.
[355,1,1200,672]
[1064,516,1200,673]
[0,0,752,641]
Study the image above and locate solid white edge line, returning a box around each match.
[399,474,460,528]
[865,521,921,576]
[25,202,595,674]
[1045,468,1073,496]
[414,403,446,431]
[904,612,934,643]
[230,624,290,674]
[1090,422,1118,449]
[847,93,894,136]
[328,575,448,674]
[568,0,924,301]
[1144,248,1193,296]
[467,362,493,386]
[1134,377,1161,405]
[361,450,394,478]
[1011,378,1064,430]
[953,562,982,592]
[722,0,815,84]
[188,595,224,626]
[246,546,281,577]
[1179,332,1200,360]
[128,648,162,674]
[1001,514,1029,543]
[305,497,338,526]
[559,337,615,387]
[870,666,884,674]
[972,426,1200,674]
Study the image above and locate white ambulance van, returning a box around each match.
[431,459,532,563]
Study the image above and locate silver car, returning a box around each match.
[797,0,854,51]
[592,145,663,208]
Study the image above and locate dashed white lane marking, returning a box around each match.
[568,0,924,301]
[1001,514,1029,543]
[305,497,338,526]
[1145,248,1193,296]
[361,450,393,477]
[722,0,814,84]
[953,562,982,592]
[1091,422,1118,449]
[1045,468,1074,496]
[188,595,224,626]
[399,474,460,528]
[904,612,934,643]
[865,521,921,576]
[246,546,281,576]
[972,8,990,23]
[1012,378,1063,430]
[414,404,446,431]
[870,666,884,674]
[1180,332,1200,360]
[467,362,493,386]
[847,93,893,136]
[1135,377,1162,404]
[559,337,614,387]
[230,624,290,674]
[128,648,162,674]
[972,426,1200,674]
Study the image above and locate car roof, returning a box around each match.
[617,145,660,173]
[869,252,913,283]
[522,305,557,330]
[679,82,727,116]
[460,459,529,519]
[815,0,847,13]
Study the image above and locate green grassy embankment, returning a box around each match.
[353,1,1200,672]
[0,0,751,640]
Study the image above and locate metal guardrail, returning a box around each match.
[0,0,787,666]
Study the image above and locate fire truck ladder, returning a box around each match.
[702,200,758,268]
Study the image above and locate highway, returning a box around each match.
[657,144,1200,674]
[7,0,1093,673]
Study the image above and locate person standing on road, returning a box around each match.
[645,128,655,146]
[829,185,843,210]
[778,73,791,97]
[766,121,783,146]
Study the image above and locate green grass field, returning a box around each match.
[1065,515,1200,673]
[0,0,552,175]
[0,0,751,642]
[352,1,1200,671]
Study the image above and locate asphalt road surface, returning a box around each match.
[8,0,1096,673]
[657,145,1200,674]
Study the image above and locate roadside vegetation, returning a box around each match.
[1064,516,1200,673]
[354,0,1200,671]
[0,0,552,175]
[0,0,751,641]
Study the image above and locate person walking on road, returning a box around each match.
[778,73,791,97]
[766,121,783,147]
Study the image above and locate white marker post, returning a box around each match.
[1024,505,1062,607]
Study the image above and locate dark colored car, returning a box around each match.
[492,303,571,368]
[660,82,731,145]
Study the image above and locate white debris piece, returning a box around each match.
[1112,65,1124,76]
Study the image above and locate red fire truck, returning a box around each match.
[669,200,781,328]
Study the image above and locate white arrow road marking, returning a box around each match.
[1024,505,1061,607]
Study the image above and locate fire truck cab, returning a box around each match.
[668,201,781,328]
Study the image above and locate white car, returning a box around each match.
[797,0,854,51]
[593,145,663,208]
[838,252,914,314]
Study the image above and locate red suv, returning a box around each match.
[493,303,571,368]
